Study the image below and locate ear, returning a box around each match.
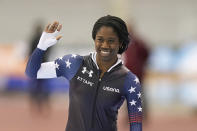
[119,43,123,49]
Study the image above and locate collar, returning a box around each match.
[90,52,122,72]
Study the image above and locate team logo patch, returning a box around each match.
[82,67,93,77]
[103,86,120,93]
[77,76,94,87]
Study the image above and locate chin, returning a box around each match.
[97,53,110,61]
[101,57,111,62]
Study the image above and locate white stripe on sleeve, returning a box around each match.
[37,61,57,79]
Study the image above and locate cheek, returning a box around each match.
[115,46,120,53]
[112,44,120,51]
[94,42,99,50]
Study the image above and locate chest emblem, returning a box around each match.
[77,76,94,87]
[82,67,93,77]
[103,86,120,93]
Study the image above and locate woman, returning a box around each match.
[26,15,142,131]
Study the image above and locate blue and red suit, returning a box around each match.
[26,48,142,131]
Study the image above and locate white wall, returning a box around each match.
[130,0,197,45]
[0,0,197,46]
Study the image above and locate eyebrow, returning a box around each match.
[96,36,116,39]
[96,35,104,37]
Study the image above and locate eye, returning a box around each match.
[108,39,115,44]
[96,38,103,43]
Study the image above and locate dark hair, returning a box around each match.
[92,15,130,54]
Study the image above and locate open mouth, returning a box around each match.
[100,50,110,56]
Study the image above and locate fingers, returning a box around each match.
[56,35,62,40]
[45,21,62,33]
[57,24,62,31]
[49,21,59,32]
[45,23,51,32]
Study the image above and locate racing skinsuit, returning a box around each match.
[26,48,142,131]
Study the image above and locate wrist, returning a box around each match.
[37,43,47,51]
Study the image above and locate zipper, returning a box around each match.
[91,78,101,128]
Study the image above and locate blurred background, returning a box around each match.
[0,0,197,130]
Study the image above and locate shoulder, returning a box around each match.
[54,54,84,79]
[55,54,83,64]
[82,53,93,62]
[121,65,139,82]
[54,54,84,71]
[57,54,83,61]
[80,53,97,68]
[122,70,141,95]
[126,71,138,81]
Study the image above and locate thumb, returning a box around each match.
[56,35,62,40]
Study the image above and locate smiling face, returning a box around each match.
[94,26,121,62]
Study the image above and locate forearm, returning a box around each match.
[130,123,142,131]
[124,73,143,131]
[26,21,62,79]
[25,48,45,78]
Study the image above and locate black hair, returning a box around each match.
[92,15,130,54]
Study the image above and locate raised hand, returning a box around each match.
[37,21,62,50]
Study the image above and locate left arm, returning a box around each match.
[124,72,142,131]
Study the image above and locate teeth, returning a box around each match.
[101,50,110,55]
[101,50,109,53]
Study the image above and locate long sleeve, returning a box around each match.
[25,48,83,80]
[25,48,45,78]
[54,54,83,80]
[124,72,142,131]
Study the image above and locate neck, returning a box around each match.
[96,54,118,74]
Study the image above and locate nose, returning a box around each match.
[101,41,109,48]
